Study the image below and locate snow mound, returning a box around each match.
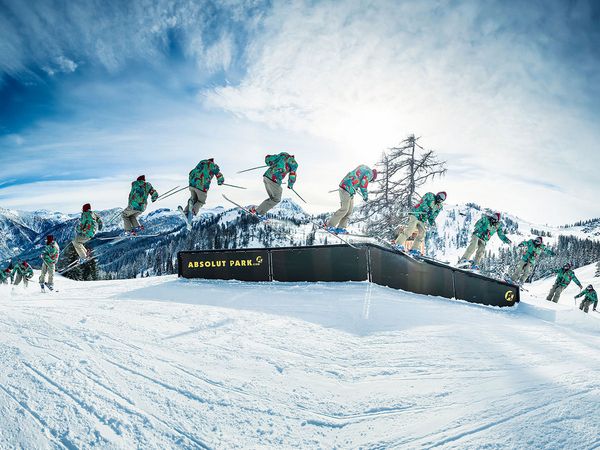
[1,273,599,448]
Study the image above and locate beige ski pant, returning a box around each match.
[256,177,282,215]
[546,283,566,303]
[579,299,594,313]
[328,188,354,229]
[512,261,534,284]
[13,273,29,287]
[461,235,487,264]
[122,207,142,231]
[395,215,427,249]
[184,187,208,216]
[39,262,56,286]
[72,235,91,259]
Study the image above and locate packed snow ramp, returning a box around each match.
[178,244,519,307]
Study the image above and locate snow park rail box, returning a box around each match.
[178,244,520,308]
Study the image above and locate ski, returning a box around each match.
[59,256,98,275]
[312,223,360,249]
[177,205,193,231]
[97,233,160,241]
[222,194,269,223]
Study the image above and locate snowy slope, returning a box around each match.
[1,274,599,448]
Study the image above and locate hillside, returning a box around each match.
[1,200,600,281]
[1,269,599,448]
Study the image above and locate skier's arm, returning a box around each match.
[264,154,278,166]
[147,183,159,202]
[212,164,225,185]
[287,158,298,189]
[574,291,584,299]
[359,175,369,201]
[96,214,103,231]
[572,273,583,289]
[497,226,511,244]
[543,246,555,256]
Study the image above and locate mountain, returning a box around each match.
[1,200,599,280]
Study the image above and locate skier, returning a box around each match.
[122,175,159,235]
[39,235,60,291]
[179,158,224,228]
[546,262,582,303]
[510,236,555,285]
[392,191,447,256]
[325,165,377,234]
[72,203,103,263]
[0,265,12,284]
[458,212,511,269]
[250,152,298,217]
[575,285,597,313]
[12,260,33,287]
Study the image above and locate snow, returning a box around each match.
[1,270,599,448]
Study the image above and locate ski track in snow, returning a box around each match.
[0,269,599,449]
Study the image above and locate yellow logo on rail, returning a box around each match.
[188,255,264,269]
[505,290,515,302]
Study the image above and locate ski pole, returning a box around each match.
[105,208,124,226]
[290,187,307,204]
[237,165,268,174]
[155,186,188,202]
[156,185,181,200]
[221,183,247,190]
[328,189,338,193]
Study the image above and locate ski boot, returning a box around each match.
[391,240,405,252]
[408,249,422,257]
[40,282,46,293]
[45,283,54,292]
[335,228,349,235]
[326,226,339,234]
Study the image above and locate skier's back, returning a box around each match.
[122,175,159,235]
[459,212,511,268]
[180,158,224,228]
[251,152,298,216]
[72,203,103,263]
[511,236,555,284]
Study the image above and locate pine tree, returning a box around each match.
[357,134,447,238]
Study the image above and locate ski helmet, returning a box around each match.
[46,235,54,244]
[435,191,447,202]
[137,175,146,181]
[371,169,378,181]
[562,262,572,270]
[490,212,501,223]
[587,284,594,291]
[82,203,91,212]
[534,236,543,246]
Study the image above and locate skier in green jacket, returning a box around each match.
[0,265,12,284]
[39,235,60,291]
[575,285,597,313]
[72,203,103,263]
[251,152,298,216]
[459,212,512,268]
[122,175,159,235]
[12,261,33,287]
[179,158,224,229]
[326,165,377,234]
[546,262,582,303]
[511,236,555,284]
[393,191,447,256]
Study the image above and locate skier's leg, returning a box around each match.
[328,189,352,228]
[473,239,487,265]
[519,263,534,284]
[552,285,565,303]
[192,189,208,215]
[122,208,136,231]
[183,188,198,215]
[460,235,479,261]
[395,215,420,245]
[338,194,355,229]
[72,235,90,259]
[130,211,141,229]
[47,263,55,287]
[582,301,590,313]
[411,220,427,250]
[546,283,558,301]
[13,273,22,286]
[256,177,282,215]
[39,263,47,284]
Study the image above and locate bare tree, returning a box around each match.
[357,135,447,237]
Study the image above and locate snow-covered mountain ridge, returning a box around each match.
[1,199,599,280]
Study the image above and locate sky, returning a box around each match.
[0,0,599,225]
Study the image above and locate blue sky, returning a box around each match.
[0,0,599,224]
